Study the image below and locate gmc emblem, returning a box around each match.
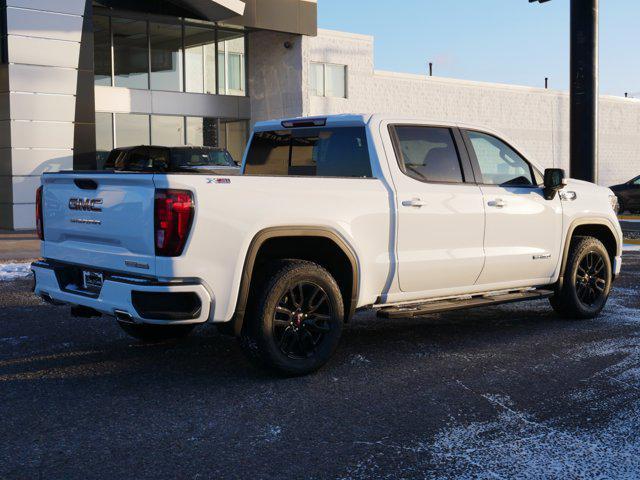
[69,198,103,212]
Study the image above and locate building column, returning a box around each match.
[0,0,96,230]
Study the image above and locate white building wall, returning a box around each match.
[302,29,640,187]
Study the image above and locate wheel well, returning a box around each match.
[250,236,356,320]
[570,224,618,266]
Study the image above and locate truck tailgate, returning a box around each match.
[42,173,157,276]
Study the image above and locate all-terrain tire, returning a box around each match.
[550,236,612,319]
[239,260,344,376]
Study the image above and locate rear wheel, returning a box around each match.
[550,236,612,319]
[118,322,196,342]
[240,260,344,376]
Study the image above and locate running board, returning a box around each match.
[377,289,554,319]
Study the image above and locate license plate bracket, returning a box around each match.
[82,270,104,294]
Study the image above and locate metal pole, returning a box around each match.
[570,0,598,183]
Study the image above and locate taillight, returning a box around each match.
[36,186,44,240]
[154,189,194,257]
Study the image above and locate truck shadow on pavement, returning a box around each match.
[0,292,610,384]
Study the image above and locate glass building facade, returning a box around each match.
[93,10,249,167]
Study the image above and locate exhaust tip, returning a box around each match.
[114,310,135,324]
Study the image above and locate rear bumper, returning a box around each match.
[31,260,213,325]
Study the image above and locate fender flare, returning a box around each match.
[557,217,622,290]
[232,226,360,336]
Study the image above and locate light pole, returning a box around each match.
[530,0,599,184]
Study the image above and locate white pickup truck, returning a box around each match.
[32,115,623,375]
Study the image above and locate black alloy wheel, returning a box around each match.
[550,236,612,319]
[273,282,333,359]
[575,251,608,307]
[239,260,344,376]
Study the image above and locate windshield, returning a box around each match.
[171,148,237,169]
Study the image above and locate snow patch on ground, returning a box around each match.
[428,397,640,479]
[350,354,371,365]
[0,263,32,281]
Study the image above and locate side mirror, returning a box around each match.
[543,168,566,200]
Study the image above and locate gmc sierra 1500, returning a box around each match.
[32,115,623,375]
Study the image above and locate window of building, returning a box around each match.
[184,25,216,94]
[151,115,185,146]
[115,113,150,147]
[150,22,183,92]
[310,63,324,97]
[100,114,248,164]
[113,18,149,89]
[94,13,247,96]
[94,15,112,86]
[467,131,534,186]
[218,30,246,96]
[186,117,218,147]
[95,112,114,168]
[244,127,371,177]
[393,126,464,183]
[310,62,347,98]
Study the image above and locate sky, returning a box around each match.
[317,0,640,97]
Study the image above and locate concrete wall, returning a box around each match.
[302,29,640,188]
[248,30,305,125]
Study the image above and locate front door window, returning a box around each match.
[467,131,534,186]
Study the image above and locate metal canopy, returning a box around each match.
[165,0,246,21]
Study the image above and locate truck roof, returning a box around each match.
[254,114,485,132]
[253,114,543,173]
[253,114,373,131]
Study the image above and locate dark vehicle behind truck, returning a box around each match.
[102,146,240,174]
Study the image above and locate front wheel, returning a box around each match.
[550,236,612,319]
[240,260,344,376]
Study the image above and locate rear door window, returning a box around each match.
[244,127,372,178]
[392,126,464,183]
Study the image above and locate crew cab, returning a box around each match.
[32,115,623,375]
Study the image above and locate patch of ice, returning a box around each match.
[350,354,371,365]
[263,425,282,443]
[0,336,29,346]
[0,263,32,281]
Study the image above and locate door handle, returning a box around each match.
[402,198,428,208]
[488,199,507,208]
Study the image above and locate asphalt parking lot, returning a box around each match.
[1,253,640,479]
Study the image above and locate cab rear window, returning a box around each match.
[244,127,372,178]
